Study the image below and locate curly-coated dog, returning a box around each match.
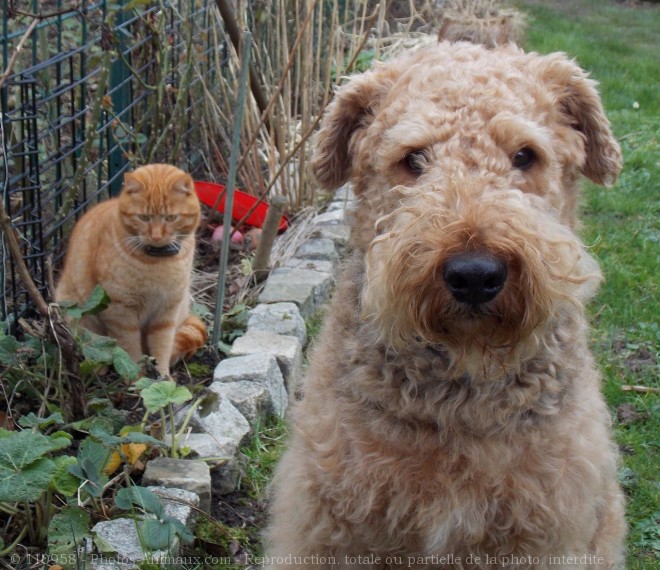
[265,42,626,569]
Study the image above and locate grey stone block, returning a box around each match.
[92,518,157,569]
[174,433,243,495]
[176,431,238,460]
[247,302,307,345]
[147,486,199,527]
[282,257,335,274]
[214,353,288,417]
[313,209,345,226]
[230,330,302,390]
[258,267,333,318]
[310,224,351,250]
[294,238,340,263]
[91,486,196,570]
[210,381,271,428]
[142,457,212,514]
[175,391,252,448]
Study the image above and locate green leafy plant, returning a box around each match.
[59,285,140,382]
[136,378,205,459]
[47,506,92,569]
[217,303,250,354]
[0,425,75,550]
[115,486,194,550]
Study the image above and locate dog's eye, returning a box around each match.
[402,150,427,176]
[512,148,537,170]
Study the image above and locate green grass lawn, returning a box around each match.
[516,1,660,566]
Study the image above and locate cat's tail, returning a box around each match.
[172,314,208,363]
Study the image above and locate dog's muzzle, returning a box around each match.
[443,252,507,306]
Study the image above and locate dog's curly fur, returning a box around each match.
[265,42,626,569]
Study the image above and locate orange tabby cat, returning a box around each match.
[55,164,207,377]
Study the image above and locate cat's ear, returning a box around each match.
[122,172,144,195]
[173,173,195,196]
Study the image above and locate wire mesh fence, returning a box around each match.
[1,0,222,327]
[1,0,400,330]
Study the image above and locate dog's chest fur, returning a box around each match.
[298,255,604,559]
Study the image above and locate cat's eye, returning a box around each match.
[138,214,151,222]
[165,214,178,222]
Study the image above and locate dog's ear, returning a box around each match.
[537,54,622,187]
[310,69,394,190]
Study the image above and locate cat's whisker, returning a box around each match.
[123,236,145,254]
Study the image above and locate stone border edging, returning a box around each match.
[89,186,354,569]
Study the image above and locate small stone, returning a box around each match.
[147,486,199,527]
[142,457,212,514]
[247,302,307,345]
[175,392,252,448]
[210,381,271,428]
[258,267,333,318]
[294,238,340,263]
[214,353,288,417]
[282,257,336,274]
[310,224,351,250]
[313,209,345,226]
[93,517,163,569]
[230,330,302,390]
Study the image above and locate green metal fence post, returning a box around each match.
[108,0,131,195]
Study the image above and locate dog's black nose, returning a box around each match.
[443,252,507,305]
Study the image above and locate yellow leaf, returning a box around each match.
[103,443,147,475]
[123,443,147,465]
[104,451,122,475]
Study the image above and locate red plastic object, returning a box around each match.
[194,181,288,232]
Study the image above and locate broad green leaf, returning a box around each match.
[48,506,91,566]
[48,431,73,451]
[140,381,192,413]
[64,285,111,319]
[115,486,164,518]
[0,334,19,365]
[51,455,80,497]
[82,343,114,365]
[0,430,69,471]
[88,399,130,434]
[89,423,121,446]
[18,412,65,429]
[139,517,173,550]
[0,457,55,502]
[120,432,164,446]
[134,377,155,390]
[78,329,117,350]
[112,346,139,380]
[165,515,194,544]
[68,439,110,498]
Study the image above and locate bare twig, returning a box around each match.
[214,0,278,146]
[10,5,81,20]
[0,17,39,91]
[0,202,49,317]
